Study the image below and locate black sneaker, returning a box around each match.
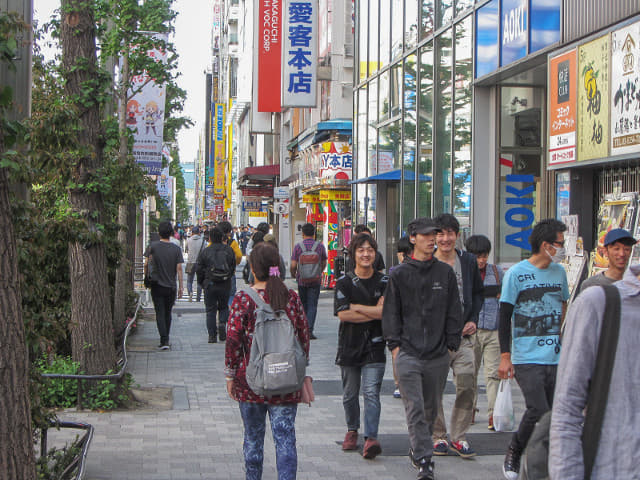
[503,443,521,480]
[218,325,226,342]
[208,335,217,344]
[416,458,435,480]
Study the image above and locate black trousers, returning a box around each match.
[151,284,176,345]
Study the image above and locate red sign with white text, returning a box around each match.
[258,0,282,112]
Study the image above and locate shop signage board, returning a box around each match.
[577,35,610,162]
[500,0,528,67]
[549,49,577,166]
[611,21,640,156]
[256,0,282,112]
[241,186,274,197]
[242,198,263,212]
[319,190,351,201]
[302,192,320,203]
[274,200,289,214]
[282,0,317,107]
[320,142,352,180]
[249,211,268,218]
[214,103,226,196]
[273,186,289,199]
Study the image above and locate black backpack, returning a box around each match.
[208,248,233,283]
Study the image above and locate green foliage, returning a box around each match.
[36,442,82,480]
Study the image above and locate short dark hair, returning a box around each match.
[465,235,492,255]
[257,222,270,234]
[530,218,567,254]
[349,233,378,260]
[218,220,232,234]
[158,221,173,239]
[301,223,315,237]
[252,231,265,245]
[354,224,372,235]
[210,227,224,244]
[434,213,460,234]
[397,236,413,255]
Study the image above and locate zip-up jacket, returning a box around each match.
[455,249,485,327]
[382,256,463,359]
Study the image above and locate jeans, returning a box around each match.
[150,284,176,345]
[186,270,202,301]
[204,282,230,337]
[433,336,476,443]
[396,350,449,461]
[341,362,386,439]
[297,284,320,333]
[228,274,237,307]
[512,363,557,451]
[239,402,298,480]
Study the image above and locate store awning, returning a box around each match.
[349,169,431,184]
[280,172,298,186]
[238,164,280,184]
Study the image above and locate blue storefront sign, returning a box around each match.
[475,0,561,78]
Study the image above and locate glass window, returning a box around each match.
[500,87,543,148]
[379,69,390,123]
[404,54,418,221]
[455,0,473,17]
[369,0,380,75]
[501,0,527,66]
[530,0,561,53]
[358,0,369,81]
[389,63,402,117]
[391,0,403,61]
[434,28,452,214]
[436,0,453,28]
[379,119,401,170]
[405,0,419,51]
[421,0,434,39]
[475,0,499,78]
[368,78,379,176]
[380,0,391,67]
[418,41,434,217]
[357,87,368,224]
[454,17,472,230]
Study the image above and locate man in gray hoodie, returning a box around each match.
[549,262,640,479]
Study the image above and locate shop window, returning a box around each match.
[436,0,453,29]
[358,0,369,81]
[434,28,453,214]
[391,0,403,60]
[418,41,434,217]
[369,0,380,75]
[405,0,419,51]
[500,87,543,148]
[421,0,434,39]
[380,0,391,67]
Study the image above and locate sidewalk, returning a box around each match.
[54,271,525,480]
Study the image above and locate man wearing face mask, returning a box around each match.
[497,219,570,480]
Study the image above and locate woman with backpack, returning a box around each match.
[225,242,311,480]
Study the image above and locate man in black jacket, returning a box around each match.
[432,214,484,458]
[196,227,236,343]
[382,217,463,480]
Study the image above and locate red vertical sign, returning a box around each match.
[258,0,282,112]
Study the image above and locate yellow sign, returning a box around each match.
[302,193,321,203]
[214,103,226,195]
[319,190,351,201]
[249,211,268,217]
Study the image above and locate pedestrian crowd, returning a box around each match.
[143,216,640,480]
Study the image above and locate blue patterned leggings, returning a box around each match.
[239,402,298,480]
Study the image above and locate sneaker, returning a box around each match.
[310,332,318,340]
[393,388,401,398]
[208,335,217,344]
[342,430,358,451]
[218,326,226,342]
[159,344,170,350]
[450,440,476,458]
[416,458,435,480]
[362,438,382,459]
[488,414,495,431]
[433,440,449,456]
[503,443,522,480]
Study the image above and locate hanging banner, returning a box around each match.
[282,0,318,107]
[611,21,640,155]
[577,35,610,162]
[126,33,168,175]
[156,167,173,209]
[214,103,226,197]
[548,49,577,166]
[256,0,282,112]
[320,142,352,180]
[205,184,216,210]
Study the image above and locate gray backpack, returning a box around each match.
[242,288,307,397]
[297,241,322,283]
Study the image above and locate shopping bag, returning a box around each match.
[493,379,516,432]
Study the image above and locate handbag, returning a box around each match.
[185,263,195,275]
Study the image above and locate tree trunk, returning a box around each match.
[61,0,116,374]
[0,161,36,479]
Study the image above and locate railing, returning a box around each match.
[38,295,142,479]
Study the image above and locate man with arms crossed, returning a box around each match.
[383,217,463,480]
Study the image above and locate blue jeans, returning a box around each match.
[228,274,237,306]
[297,284,320,333]
[341,362,386,439]
[239,402,298,480]
[187,270,202,301]
[204,283,230,337]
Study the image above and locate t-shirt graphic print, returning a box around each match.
[500,260,570,365]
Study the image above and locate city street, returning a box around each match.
[51,269,526,480]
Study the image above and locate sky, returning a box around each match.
[32,0,213,168]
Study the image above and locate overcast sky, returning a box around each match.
[32,0,213,167]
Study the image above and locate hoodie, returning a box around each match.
[382,256,463,360]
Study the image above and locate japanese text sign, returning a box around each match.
[319,142,352,180]
[549,49,577,165]
[257,0,282,112]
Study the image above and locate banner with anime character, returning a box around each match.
[125,33,168,175]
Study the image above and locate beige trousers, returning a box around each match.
[432,336,476,443]
[473,328,501,416]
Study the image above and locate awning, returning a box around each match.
[238,164,280,184]
[349,169,431,184]
[280,172,298,186]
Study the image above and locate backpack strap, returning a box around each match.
[240,287,268,309]
[491,264,500,286]
[304,240,319,252]
[582,284,621,479]
[346,271,373,300]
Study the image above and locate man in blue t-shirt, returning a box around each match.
[498,219,570,480]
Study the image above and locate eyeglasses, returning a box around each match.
[552,240,565,248]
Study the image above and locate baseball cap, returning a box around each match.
[407,217,442,236]
[192,226,200,234]
[604,228,637,246]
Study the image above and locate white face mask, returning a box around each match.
[546,246,566,263]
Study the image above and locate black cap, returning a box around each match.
[407,217,442,236]
[604,228,637,246]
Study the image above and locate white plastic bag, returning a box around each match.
[493,379,516,432]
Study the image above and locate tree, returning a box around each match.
[60,0,116,374]
[0,11,36,478]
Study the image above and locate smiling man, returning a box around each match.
[580,228,637,292]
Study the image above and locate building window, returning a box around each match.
[405,0,419,51]
[380,0,391,67]
[436,0,453,29]
[391,0,403,60]
[403,54,418,222]
[434,27,453,214]
[358,0,369,81]
[369,0,380,75]
[418,40,434,217]
[421,0,435,40]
